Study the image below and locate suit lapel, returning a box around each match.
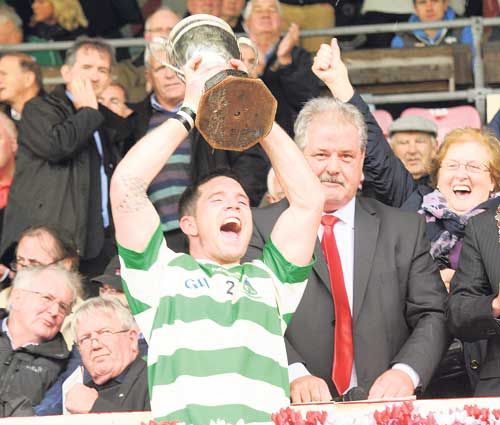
[352,197,379,323]
[312,237,331,293]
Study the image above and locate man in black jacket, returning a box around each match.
[65,297,149,414]
[1,37,133,280]
[0,265,80,416]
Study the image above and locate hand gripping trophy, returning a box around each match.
[148,14,277,151]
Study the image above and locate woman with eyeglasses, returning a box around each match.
[415,128,500,289]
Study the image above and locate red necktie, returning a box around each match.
[321,215,353,395]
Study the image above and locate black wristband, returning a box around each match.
[172,113,192,132]
[180,106,196,122]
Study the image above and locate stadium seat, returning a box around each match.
[372,109,393,137]
[401,106,481,143]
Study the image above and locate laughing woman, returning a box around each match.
[418,128,500,289]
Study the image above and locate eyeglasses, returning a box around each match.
[10,256,66,272]
[21,289,71,316]
[440,160,490,174]
[76,328,130,348]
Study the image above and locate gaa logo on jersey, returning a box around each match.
[242,278,259,298]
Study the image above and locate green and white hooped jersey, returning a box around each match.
[118,226,313,425]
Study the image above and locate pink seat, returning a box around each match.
[401,106,481,143]
[372,109,393,137]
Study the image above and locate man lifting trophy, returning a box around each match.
[148,14,277,151]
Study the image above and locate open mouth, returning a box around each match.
[452,184,471,198]
[220,218,241,240]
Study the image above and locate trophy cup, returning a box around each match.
[147,14,277,151]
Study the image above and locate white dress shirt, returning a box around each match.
[288,198,420,393]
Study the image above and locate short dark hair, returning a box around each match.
[17,224,80,270]
[65,36,116,67]
[0,52,43,91]
[178,169,245,218]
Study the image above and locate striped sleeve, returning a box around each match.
[117,225,173,341]
[261,239,314,326]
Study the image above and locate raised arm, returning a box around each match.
[260,123,324,266]
[313,39,417,208]
[110,57,209,251]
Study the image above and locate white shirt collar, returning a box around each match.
[323,197,356,228]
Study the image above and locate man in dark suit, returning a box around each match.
[447,200,500,396]
[245,39,448,402]
[65,297,149,413]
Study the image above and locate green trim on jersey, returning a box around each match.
[262,238,314,283]
[118,225,164,270]
[149,347,288,387]
[118,225,312,424]
[151,294,283,335]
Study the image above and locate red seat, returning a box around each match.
[372,109,393,137]
[401,106,481,143]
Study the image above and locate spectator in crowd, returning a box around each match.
[0,6,63,68]
[130,49,270,251]
[0,225,80,348]
[111,55,324,423]
[186,0,222,16]
[113,6,181,103]
[276,0,334,53]
[63,297,149,414]
[245,39,448,402]
[358,1,413,48]
[98,82,133,119]
[0,4,23,44]
[221,0,245,33]
[91,256,127,307]
[322,37,498,396]
[238,36,259,78]
[0,265,80,416]
[0,113,16,235]
[243,0,321,137]
[447,198,500,397]
[0,53,43,122]
[391,0,473,48]
[1,37,133,285]
[259,167,285,207]
[28,0,89,66]
[388,115,438,184]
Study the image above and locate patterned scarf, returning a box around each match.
[419,190,500,269]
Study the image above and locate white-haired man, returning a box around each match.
[0,265,80,415]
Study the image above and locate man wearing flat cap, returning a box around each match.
[388,115,438,185]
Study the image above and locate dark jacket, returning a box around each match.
[0,312,70,416]
[130,96,270,206]
[35,337,149,415]
[88,356,150,413]
[260,42,321,137]
[1,86,132,259]
[447,202,500,396]
[352,92,432,210]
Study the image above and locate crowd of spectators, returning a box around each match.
[0,0,499,421]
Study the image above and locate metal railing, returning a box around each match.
[2,15,500,122]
